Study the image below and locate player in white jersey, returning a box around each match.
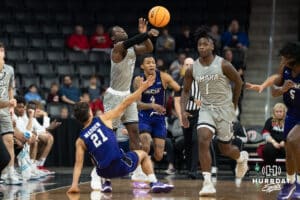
[90,18,159,190]
[0,43,21,185]
[180,27,248,196]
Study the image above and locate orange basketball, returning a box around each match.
[148,6,170,28]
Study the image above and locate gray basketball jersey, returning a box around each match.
[192,56,232,107]
[110,47,136,91]
[0,64,15,115]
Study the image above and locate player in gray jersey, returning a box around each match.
[181,27,248,196]
[0,43,21,185]
[90,18,159,190]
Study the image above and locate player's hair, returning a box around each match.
[108,26,121,38]
[0,42,4,48]
[140,54,154,63]
[74,102,90,124]
[15,95,26,105]
[279,41,300,66]
[194,26,217,55]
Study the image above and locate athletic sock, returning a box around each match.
[236,153,244,163]
[135,165,142,174]
[202,172,212,183]
[148,174,157,183]
[38,158,46,167]
[297,174,300,184]
[287,173,296,184]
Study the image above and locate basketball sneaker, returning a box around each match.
[164,168,176,175]
[131,168,149,189]
[277,183,296,200]
[101,180,112,193]
[5,171,22,185]
[150,182,174,193]
[90,168,101,190]
[37,166,55,175]
[235,151,249,179]
[290,182,300,200]
[199,180,216,196]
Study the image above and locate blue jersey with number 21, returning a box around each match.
[79,117,122,169]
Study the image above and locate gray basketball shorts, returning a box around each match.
[197,104,236,142]
[0,114,14,135]
[103,89,138,129]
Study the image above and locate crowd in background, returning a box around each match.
[2,17,288,183]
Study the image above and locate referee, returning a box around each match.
[174,58,201,179]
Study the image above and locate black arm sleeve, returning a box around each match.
[123,33,149,49]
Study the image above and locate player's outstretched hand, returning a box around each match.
[67,186,80,194]
[136,75,155,91]
[148,29,159,37]
[138,18,148,33]
[245,82,264,93]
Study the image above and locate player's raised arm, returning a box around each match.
[134,18,159,55]
[68,139,86,193]
[222,60,243,110]
[101,76,155,123]
[245,56,291,93]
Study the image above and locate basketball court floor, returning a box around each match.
[0,167,281,200]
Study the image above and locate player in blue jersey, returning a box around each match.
[269,42,300,200]
[67,75,174,194]
[133,55,180,171]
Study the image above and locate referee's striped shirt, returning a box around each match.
[186,80,201,111]
[175,79,201,111]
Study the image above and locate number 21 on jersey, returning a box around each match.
[91,129,108,148]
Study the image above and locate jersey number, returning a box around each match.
[91,129,108,148]
[290,89,295,100]
[0,88,5,97]
[206,83,209,95]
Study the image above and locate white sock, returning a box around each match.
[148,174,157,183]
[38,158,46,166]
[203,172,211,182]
[287,173,296,184]
[8,166,14,174]
[297,174,300,184]
[135,165,142,174]
[236,153,244,163]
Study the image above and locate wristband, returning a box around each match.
[23,131,32,139]
[123,33,149,49]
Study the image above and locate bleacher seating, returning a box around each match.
[0,0,250,96]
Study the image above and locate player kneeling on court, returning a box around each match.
[67,75,174,194]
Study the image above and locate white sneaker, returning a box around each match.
[235,151,249,179]
[5,171,22,185]
[199,180,216,196]
[90,168,102,190]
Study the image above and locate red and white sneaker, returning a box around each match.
[37,166,55,175]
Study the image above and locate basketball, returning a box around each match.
[148,6,170,28]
